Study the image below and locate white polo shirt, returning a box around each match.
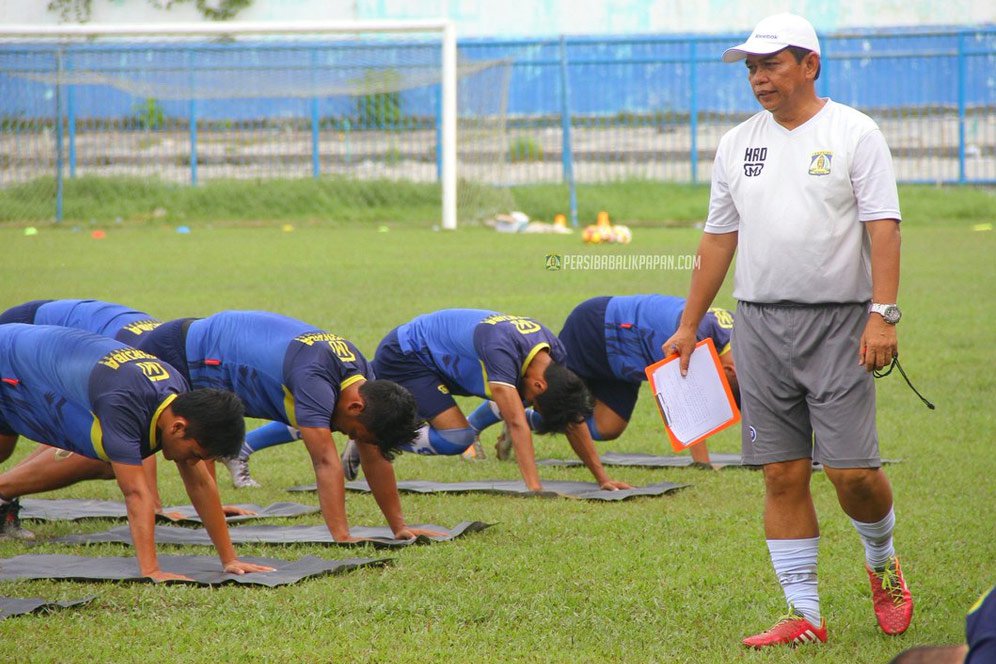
[705,99,901,304]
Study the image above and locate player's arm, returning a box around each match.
[861,219,901,372]
[564,421,632,490]
[357,441,447,539]
[490,382,542,491]
[299,426,358,543]
[663,231,739,374]
[174,458,274,575]
[111,460,190,582]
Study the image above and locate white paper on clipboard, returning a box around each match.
[647,339,737,448]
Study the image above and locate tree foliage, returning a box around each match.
[47,0,253,22]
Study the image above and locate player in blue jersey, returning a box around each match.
[469,295,738,465]
[888,585,995,663]
[347,309,632,492]
[0,299,162,464]
[129,310,438,542]
[0,324,274,582]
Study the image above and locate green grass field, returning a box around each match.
[0,185,993,663]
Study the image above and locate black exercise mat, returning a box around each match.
[290,479,688,501]
[53,521,492,549]
[20,500,319,524]
[0,554,388,587]
[1,594,97,620]
[536,452,899,470]
[537,452,746,468]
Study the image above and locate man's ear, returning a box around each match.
[170,416,189,439]
[345,398,365,416]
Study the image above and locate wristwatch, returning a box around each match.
[870,303,902,324]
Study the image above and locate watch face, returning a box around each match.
[883,305,902,324]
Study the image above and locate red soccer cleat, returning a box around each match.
[867,555,914,635]
[742,610,827,648]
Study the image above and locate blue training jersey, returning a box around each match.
[0,324,187,465]
[182,311,370,429]
[32,299,161,346]
[603,295,734,383]
[966,586,996,664]
[395,309,565,398]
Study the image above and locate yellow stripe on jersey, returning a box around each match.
[90,416,108,462]
[718,342,732,356]
[147,393,178,453]
[282,386,298,428]
[520,343,551,377]
[340,374,365,391]
[480,361,492,398]
[969,587,994,615]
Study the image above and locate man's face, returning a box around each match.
[745,49,814,116]
[331,410,377,448]
[161,431,212,464]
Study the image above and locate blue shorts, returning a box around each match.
[372,328,460,421]
[559,296,640,422]
[0,300,52,325]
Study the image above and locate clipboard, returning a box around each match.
[644,337,740,452]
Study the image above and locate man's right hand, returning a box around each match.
[661,329,698,376]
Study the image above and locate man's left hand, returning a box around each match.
[599,479,633,491]
[860,315,898,372]
[223,559,276,575]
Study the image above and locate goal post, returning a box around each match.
[0,20,509,229]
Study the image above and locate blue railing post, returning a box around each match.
[188,49,198,186]
[689,40,699,185]
[956,31,967,184]
[55,48,64,222]
[310,48,321,179]
[559,36,578,227]
[67,50,76,179]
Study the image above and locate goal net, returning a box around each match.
[0,21,513,227]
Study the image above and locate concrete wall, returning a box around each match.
[3,0,993,35]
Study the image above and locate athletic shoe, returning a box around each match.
[495,425,513,461]
[220,454,261,489]
[341,439,361,481]
[0,498,35,541]
[867,555,913,635]
[461,436,486,461]
[742,609,827,648]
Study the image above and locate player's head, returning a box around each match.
[351,380,420,461]
[530,363,594,434]
[166,388,246,460]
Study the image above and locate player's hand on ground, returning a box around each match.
[155,509,186,522]
[221,505,257,517]
[600,479,633,491]
[395,526,448,540]
[223,559,276,575]
[331,534,364,544]
[146,570,194,583]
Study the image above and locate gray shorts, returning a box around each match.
[733,301,881,468]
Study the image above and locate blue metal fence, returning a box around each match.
[1,26,993,222]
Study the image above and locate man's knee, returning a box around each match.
[825,467,883,500]
[762,460,812,498]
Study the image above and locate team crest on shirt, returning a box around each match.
[808,151,833,176]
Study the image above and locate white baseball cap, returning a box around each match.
[722,13,821,63]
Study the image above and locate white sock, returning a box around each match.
[768,537,821,625]
[851,508,896,571]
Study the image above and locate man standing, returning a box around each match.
[663,13,911,647]
[0,324,273,582]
